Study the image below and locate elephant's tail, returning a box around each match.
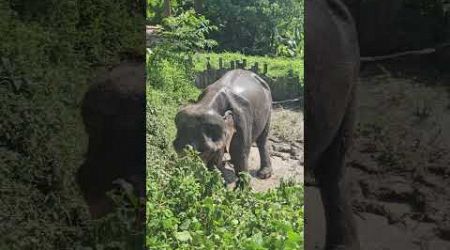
[252,72,271,91]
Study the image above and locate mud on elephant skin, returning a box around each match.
[77,61,146,219]
[305,0,360,249]
[173,69,273,180]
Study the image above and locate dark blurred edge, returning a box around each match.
[0,0,146,249]
[305,0,450,250]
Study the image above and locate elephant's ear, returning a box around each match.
[223,110,236,153]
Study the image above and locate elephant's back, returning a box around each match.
[219,69,272,103]
[217,69,272,140]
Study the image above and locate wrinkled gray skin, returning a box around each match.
[173,69,273,179]
[305,0,360,249]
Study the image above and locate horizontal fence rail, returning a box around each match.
[360,42,450,62]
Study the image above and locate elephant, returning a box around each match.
[77,61,146,219]
[173,69,273,179]
[305,0,360,249]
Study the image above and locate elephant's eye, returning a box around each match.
[204,125,222,142]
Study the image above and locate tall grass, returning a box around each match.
[193,52,304,80]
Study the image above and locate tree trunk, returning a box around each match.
[163,0,171,17]
[194,0,203,13]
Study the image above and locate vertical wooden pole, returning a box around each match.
[163,0,171,17]
[206,56,211,71]
[194,0,203,13]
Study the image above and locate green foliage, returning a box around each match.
[147,0,165,24]
[76,0,145,65]
[274,16,304,58]
[0,0,144,248]
[148,58,200,103]
[147,0,199,24]
[200,0,304,57]
[160,10,218,52]
[147,0,304,57]
[147,10,218,71]
[147,49,304,249]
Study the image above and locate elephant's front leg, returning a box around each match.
[229,134,251,176]
[316,119,359,250]
[317,157,359,250]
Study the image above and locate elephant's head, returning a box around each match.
[173,107,235,163]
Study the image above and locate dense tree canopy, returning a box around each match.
[148,0,304,57]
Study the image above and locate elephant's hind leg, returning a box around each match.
[256,118,272,179]
[316,91,359,250]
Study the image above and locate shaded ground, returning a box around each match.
[308,61,450,249]
[222,102,304,192]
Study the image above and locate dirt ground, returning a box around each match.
[307,62,450,249]
[222,102,304,192]
[218,60,450,248]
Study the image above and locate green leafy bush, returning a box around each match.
[161,10,218,51]
[0,0,144,248]
[148,9,218,67]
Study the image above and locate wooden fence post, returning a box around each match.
[219,57,223,69]
[206,57,211,71]
[288,69,294,77]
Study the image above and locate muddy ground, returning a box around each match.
[222,102,304,192]
[307,62,450,249]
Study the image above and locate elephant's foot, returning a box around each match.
[257,166,272,179]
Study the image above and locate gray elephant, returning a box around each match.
[173,69,273,179]
[305,0,360,249]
